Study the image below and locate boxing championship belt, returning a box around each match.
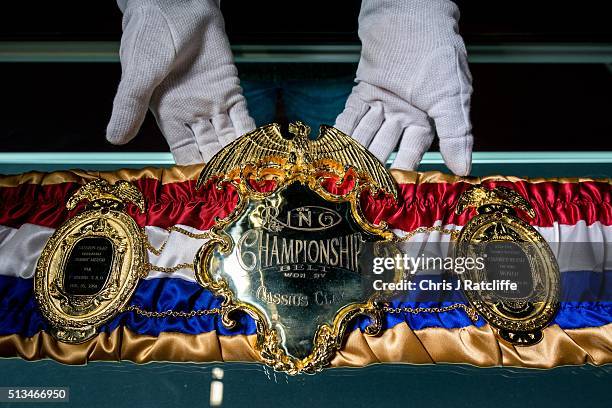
[0,123,610,373]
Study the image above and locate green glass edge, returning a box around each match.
[1,42,611,64]
[0,152,611,166]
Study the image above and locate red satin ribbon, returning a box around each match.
[0,178,610,230]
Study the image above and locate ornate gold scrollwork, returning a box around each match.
[35,179,148,343]
[197,121,398,203]
[194,122,400,374]
[455,186,560,345]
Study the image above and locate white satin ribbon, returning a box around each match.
[0,221,611,282]
[0,224,54,279]
[391,220,612,274]
[144,225,208,282]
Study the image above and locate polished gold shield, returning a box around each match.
[35,179,148,343]
[455,186,560,345]
[194,122,401,374]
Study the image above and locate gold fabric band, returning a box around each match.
[332,322,612,368]
[1,165,610,188]
[2,323,610,368]
[0,165,204,187]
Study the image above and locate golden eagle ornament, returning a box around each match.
[196,122,398,200]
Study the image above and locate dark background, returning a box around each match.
[2,1,611,43]
[0,0,610,152]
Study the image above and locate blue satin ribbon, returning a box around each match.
[1,273,611,338]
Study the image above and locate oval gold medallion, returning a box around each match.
[455,186,560,345]
[34,179,147,343]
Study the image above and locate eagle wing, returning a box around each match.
[455,186,490,215]
[494,186,536,218]
[196,123,291,188]
[308,125,398,198]
[113,180,146,213]
[66,179,145,212]
[455,186,535,218]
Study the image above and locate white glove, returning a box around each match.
[335,0,473,175]
[107,0,255,165]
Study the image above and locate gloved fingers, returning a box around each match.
[190,118,225,163]
[165,122,206,165]
[106,6,174,146]
[438,132,473,176]
[429,91,473,176]
[426,49,473,176]
[334,91,370,136]
[366,119,404,164]
[391,125,436,171]
[211,113,237,148]
[228,99,256,138]
[351,101,384,147]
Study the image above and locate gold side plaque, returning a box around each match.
[195,122,400,374]
[35,179,147,343]
[455,186,560,345]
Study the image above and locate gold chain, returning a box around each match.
[123,304,477,321]
[383,303,479,322]
[122,304,220,318]
[141,226,207,271]
[166,226,213,240]
[390,227,477,320]
[123,304,476,321]
[137,225,475,321]
[147,262,194,273]
[144,238,167,256]
[395,226,460,242]
[142,227,212,256]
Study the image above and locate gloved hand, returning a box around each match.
[335,0,473,175]
[107,0,255,164]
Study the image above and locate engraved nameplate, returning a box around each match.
[64,237,114,296]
